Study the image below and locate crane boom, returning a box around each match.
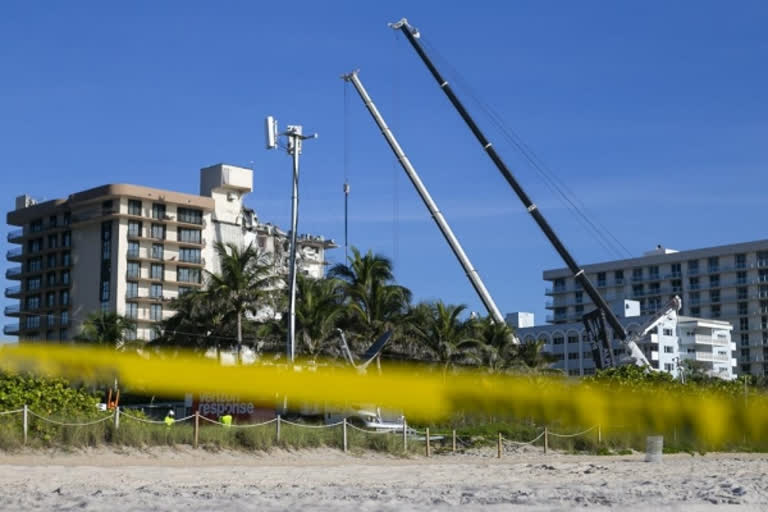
[389,18,649,364]
[342,70,509,328]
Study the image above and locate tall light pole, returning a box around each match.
[265,117,318,362]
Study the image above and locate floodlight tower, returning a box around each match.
[265,116,318,362]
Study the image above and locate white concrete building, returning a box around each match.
[543,241,768,376]
[5,164,336,341]
[511,303,736,380]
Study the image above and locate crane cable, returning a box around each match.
[420,37,633,261]
[343,77,350,263]
[391,30,401,266]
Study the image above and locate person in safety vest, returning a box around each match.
[220,414,233,427]
[164,409,175,427]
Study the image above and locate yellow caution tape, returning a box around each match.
[1,343,765,445]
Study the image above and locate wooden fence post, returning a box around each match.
[23,405,28,445]
[194,411,200,449]
[402,417,407,452]
[598,424,602,444]
[114,406,120,430]
[276,414,281,443]
[497,432,502,458]
[452,429,456,453]
[544,426,548,454]
[342,418,348,453]
[425,428,431,457]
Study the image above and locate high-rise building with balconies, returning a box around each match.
[4,164,336,342]
[543,241,768,377]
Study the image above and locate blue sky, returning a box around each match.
[2,1,767,340]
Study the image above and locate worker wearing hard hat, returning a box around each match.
[220,414,233,427]
[164,409,175,428]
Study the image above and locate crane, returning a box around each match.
[341,70,513,335]
[389,18,663,369]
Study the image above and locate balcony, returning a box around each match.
[5,266,22,280]
[7,229,23,243]
[4,305,20,316]
[3,323,20,336]
[5,285,21,298]
[6,247,23,260]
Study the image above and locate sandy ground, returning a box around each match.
[0,446,766,511]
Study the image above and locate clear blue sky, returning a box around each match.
[2,1,767,340]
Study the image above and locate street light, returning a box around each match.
[265,116,318,362]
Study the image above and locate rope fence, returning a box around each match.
[0,406,622,456]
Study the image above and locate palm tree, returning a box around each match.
[471,316,518,373]
[410,301,480,375]
[75,311,137,350]
[329,247,411,350]
[206,241,277,363]
[510,338,559,373]
[266,275,345,361]
[156,289,232,360]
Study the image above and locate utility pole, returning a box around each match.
[265,117,318,362]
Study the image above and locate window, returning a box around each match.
[739,302,748,316]
[762,301,768,314]
[741,348,750,358]
[760,269,768,283]
[178,286,193,296]
[552,336,564,345]
[128,221,142,237]
[689,277,699,290]
[127,241,140,258]
[150,303,162,321]
[46,272,56,287]
[177,267,200,283]
[102,200,114,214]
[575,305,584,315]
[663,346,674,353]
[48,215,57,227]
[614,270,624,285]
[583,368,595,376]
[711,305,721,318]
[47,253,57,268]
[179,247,201,263]
[759,251,768,267]
[61,270,70,285]
[649,265,659,279]
[553,278,565,291]
[178,228,202,244]
[27,277,41,291]
[101,221,112,260]
[257,235,267,249]
[150,283,163,298]
[597,272,606,287]
[575,291,583,304]
[177,207,203,225]
[632,268,643,281]
[741,333,749,346]
[62,251,70,266]
[125,302,138,319]
[126,282,138,298]
[152,203,166,220]
[633,284,644,297]
[710,290,720,303]
[568,352,579,360]
[63,212,71,225]
[707,256,719,272]
[128,199,142,216]
[737,271,748,285]
[26,316,41,329]
[688,260,699,274]
[736,254,747,269]
[739,287,749,300]
[127,262,140,279]
[761,285,768,299]
[60,290,69,306]
[151,263,164,280]
[30,219,43,232]
[671,263,681,277]
[48,234,58,249]
[28,256,43,273]
[151,223,166,240]
[46,292,56,307]
[46,313,56,328]
[28,238,42,252]
[567,335,579,345]
[690,306,700,316]
[152,243,164,260]
[709,275,720,288]
[664,363,673,372]
[649,283,660,295]
[26,295,40,311]
[62,231,71,247]
[568,369,580,376]
[663,328,673,336]
[100,280,110,302]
